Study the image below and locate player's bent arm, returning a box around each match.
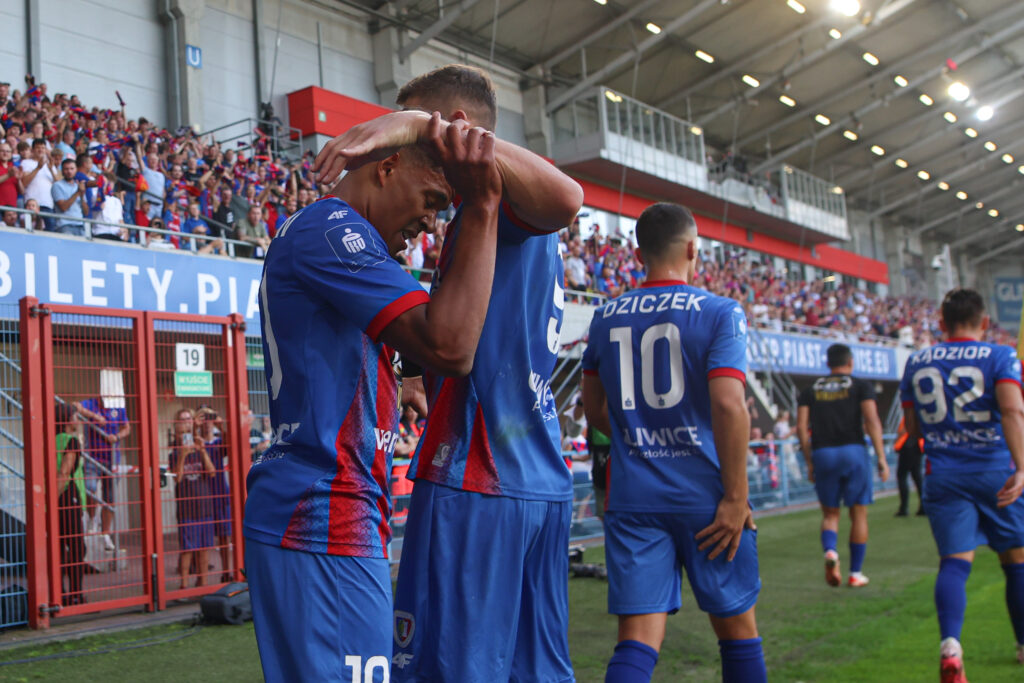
[709,376,751,503]
[997,382,1024,473]
[494,140,583,232]
[581,373,613,437]
[379,204,500,377]
[796,406,812,465]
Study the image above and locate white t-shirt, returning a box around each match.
[20,159,55,208]
[96,196,123,236]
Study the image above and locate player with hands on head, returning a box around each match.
[899,288,1024,681]
[317,64,584,683]
[582,203,765,683]
[798,343,890,589]
[244,112,502,683]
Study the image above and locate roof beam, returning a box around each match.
[949,217,1022,249]
[545,0,722,115]
[655,15,831,111]
[969,236,1024,265]
[534,0,663,72]
[752,12,1024,175]
[697,0,923,127]
[398,0,486,62]
[911,183,1024,237]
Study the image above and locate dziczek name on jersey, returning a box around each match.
[602,291,707,318]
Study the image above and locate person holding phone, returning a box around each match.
[170,408,215,590]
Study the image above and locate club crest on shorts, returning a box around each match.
[394,610,415,648]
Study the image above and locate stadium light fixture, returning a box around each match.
[956,191,968,200]
[831,186,844,195]
[815,114,831,126]
[894,158,909,168]
[862,52,880,66]
[947,81,970,102]
[787,0,806,14]
[822,275,837,283]
[977,105,994,121]
[779,94,797,107]
[964,127,978,138]
[843,130,859,141]
[646,22,661,34]
[917,170,931,180]
[937,181,950,190]
[919,93,934,106]
[988,209,999,217]
[893,75,908,87]
[742,74,760,88]
[870,144,885,155]
[695,50,715,63]
[1016,224,1024,232]
[985,141,998,152]
[831,0,860,17]
[690,125,703,136]
[1003,153,1015,164]
[593,0,607,4]
[829,28,842,40]
[1019,165,1024,175]
[975,201,985,209]
[943,111,957,123]
[604,90,623,103]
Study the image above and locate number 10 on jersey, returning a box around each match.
[610,323,685,411]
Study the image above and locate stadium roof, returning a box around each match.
[337,0,1024,263]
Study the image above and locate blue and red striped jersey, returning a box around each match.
[244,198,428,558]
[410,204,573,502]
[582,281,749,513]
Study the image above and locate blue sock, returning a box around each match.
[850,542,866,574]
[1002,562,1024,646]
[719,637,766,683]
[605,639,658,683]
[821,529,838,553]
[935,558,972,641]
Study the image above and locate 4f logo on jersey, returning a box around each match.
[394,611,415,648]
[327,209,349,220]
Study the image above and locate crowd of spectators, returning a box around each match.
[2,74,1016,348]
[0,75,323,256]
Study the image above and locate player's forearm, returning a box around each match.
[865,417,885,462]
[417,203,499,375]
[712,399,751,502]
[494,140,583,232]
[1004,411,1024,472]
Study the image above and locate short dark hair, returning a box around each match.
[55,401,74,426]
[61,158,75,168]
[75,152,90,166]
[635,202,697,257]
[941,288,985,330]
[827,343,853,369]
[397,64,497,131]
[31,137,46,148]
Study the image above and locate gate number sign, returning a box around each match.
[176,343,206,371]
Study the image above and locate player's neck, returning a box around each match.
[331,175,369,218]
[643,266,691,286]
[945,328,983,342]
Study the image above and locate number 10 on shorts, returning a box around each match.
[344,655,389,682]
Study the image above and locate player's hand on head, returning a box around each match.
[696,498,750,562]
[996,470,1024,508]
[313,110,430,183]
[427,112,502,204]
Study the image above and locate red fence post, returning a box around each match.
[226,314,249,580]
[134,315,158,612]
[19,296,50,629]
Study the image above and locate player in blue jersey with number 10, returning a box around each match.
[582,203,766,683]
[900,288,1024,682]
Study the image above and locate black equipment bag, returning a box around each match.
[199,582,252,625]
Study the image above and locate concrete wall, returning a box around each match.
[0,1,27,81]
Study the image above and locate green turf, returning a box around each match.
[1,495,1021,681]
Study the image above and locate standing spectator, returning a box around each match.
[55,402,87,606]
[798,344,890,588]
[95,190,126,242]
[51,159,88,236]
[273,195,297,237]
[140,151,165,219]
[74,395,130,551]
[773,410,802,483]
[233,204,270,259]
[892,416,924,517]
[565,243,589,291]
[115,147,139,223]
[55,128,76,160]
[162,199,183,249]
[21,198,46,231]
[170,408,215,590]
[0,142,21,208]
[18,139,57,229]
[196,407,232,583]
[248,415,272,462]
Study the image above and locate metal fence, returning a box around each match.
[0,304,26,630]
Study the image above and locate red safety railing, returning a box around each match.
[19,298,249,628]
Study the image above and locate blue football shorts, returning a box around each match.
[811,444,873,508]
[604,510,760,619]
[245,539,392,683]
[392,480,574,683]
[924,469,1024,556]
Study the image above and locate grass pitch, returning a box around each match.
[2,495,1022,681]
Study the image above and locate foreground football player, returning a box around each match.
[244,115,501,682]
[582,203,766,683]
[900,289,1024,682]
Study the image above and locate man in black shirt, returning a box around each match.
[798,344,889,588]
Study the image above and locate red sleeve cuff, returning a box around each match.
[901,400,915,409]
[502,201,549,235]
[366,290,430,342]
[582,368,598,376]
[707,367,746,384]
[996,378,1022,387]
